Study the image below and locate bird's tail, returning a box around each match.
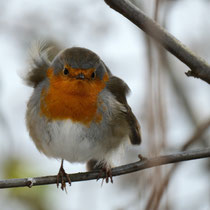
[23,41,51,88]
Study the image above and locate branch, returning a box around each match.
[104,0,210,84]
[0,148,210,189]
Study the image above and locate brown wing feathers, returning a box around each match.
[106,76,141,145]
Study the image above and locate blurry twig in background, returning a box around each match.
[104,0,210,84]
[146,118,210,210]
[128,1,210,209]
[0,148,210,189]
[154,0,160,21]
[157,0,200,128]
[140,0,168,208]
[182,119,210,151]
[143,1,210,209]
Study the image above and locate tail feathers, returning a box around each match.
[127,107,142,145]
[129,122,142,145]
[24,42,51,88]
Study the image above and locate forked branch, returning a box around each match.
[104,0,210,84]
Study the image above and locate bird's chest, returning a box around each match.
[40,79,104,125]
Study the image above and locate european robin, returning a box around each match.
[25,45,141,190]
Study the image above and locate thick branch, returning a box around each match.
[104,0,210,84]
[0,148,210,189]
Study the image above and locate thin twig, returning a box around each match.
[104,0,210,84]
[0,148,210,189]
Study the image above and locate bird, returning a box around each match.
[24,44,141,190]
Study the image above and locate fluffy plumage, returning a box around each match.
[24,42,51,87]
[25,45,141,179]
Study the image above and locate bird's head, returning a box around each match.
[47,47,109,95]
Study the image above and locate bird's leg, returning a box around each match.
[57,159,71,191]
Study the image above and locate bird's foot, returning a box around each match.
[97,164,113,184]
[57,160,71,191]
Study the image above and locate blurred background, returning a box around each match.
[0,0,210,209]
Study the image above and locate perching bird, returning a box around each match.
[25,44,141,190]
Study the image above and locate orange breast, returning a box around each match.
[40,68,109,125]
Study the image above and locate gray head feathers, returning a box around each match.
[53,47,100,70]
[24,45,111,87]
[51,47,109,80]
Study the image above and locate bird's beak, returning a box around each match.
[76,73,85,80]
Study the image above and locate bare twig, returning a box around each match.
[0,148,210,189]
[104,0,210,84]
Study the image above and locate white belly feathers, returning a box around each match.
[41,120,99,162]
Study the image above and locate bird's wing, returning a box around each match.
[106,76,141,145]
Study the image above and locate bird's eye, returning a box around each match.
[91,71,96,79]
[63,68,69,75]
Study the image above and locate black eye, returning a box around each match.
[63,68,69,75]
[91,71,96,79]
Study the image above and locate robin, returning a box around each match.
[25,45,141,190]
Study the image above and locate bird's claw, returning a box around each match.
[97,165,113,184]
[56,165,71,191]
